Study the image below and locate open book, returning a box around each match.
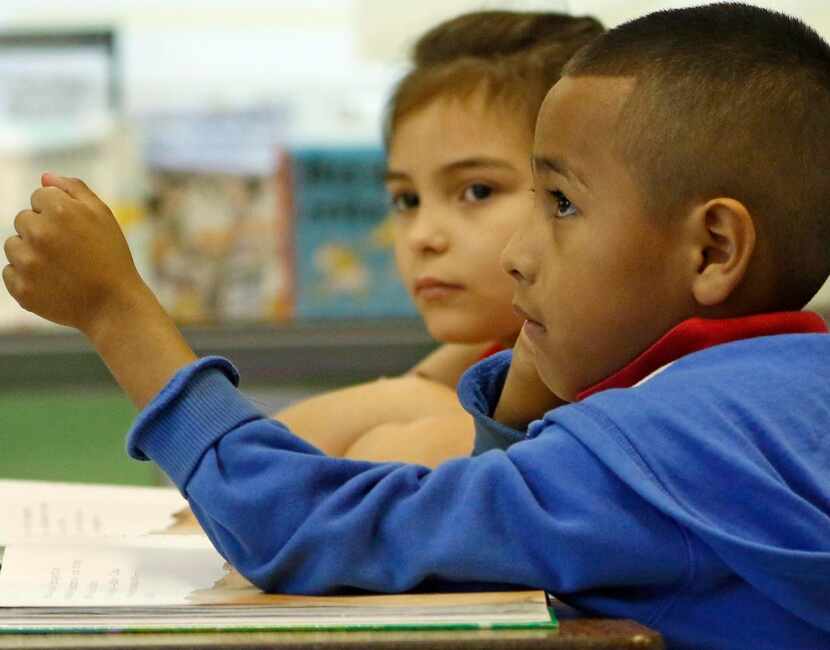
[0,480,555,633]
[0,479,191,540]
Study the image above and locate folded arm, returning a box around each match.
[274,341,499,459]
[273,375,462,457]
[343,410,474,467]
[408,341,497,387]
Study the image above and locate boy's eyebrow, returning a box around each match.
[531,155,590,189]
[384,157,516,183]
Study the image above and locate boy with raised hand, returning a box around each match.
[3,3,830,649]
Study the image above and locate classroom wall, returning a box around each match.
[0,0,827,135]
[1,0,829,325]
[2,1,827,116]
[574,0,830,35]
[1,0,829,316]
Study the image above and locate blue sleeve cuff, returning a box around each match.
[457,350,528,455]
[126,356,264,489]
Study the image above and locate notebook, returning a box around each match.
[0,480,555,633]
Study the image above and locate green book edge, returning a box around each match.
[0,608,558,635]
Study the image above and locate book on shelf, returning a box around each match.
[0,480,556,633]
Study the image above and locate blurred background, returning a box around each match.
[2,0,829,485]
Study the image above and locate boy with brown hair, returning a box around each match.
[3,3,829,649]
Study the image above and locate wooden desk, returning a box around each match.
[0,617,663,650]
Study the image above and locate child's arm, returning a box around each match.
[274,342,495,457]
[306,333,545,466]
[3,175,197,410]
[126,357,687,595]
[493,328,566,427]
[343,410,474,467]
[274,375,462,457]
[408,342,497,388]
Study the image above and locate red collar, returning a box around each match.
[479,342,506,361]
[577,311,828,400]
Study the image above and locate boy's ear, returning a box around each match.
[689,198,756,307]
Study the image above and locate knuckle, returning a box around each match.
[24,223,42,244]
[15,285,31,307]
[1,267,14,296]
[15,251,35,272]
[32,186,59,206]
[3,236,16,259]
[23,223,51,249]
[44,187,63,203]
[3,237,36,272]
[14,209,30,232]
[4,273,27,304]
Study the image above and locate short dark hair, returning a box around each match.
[384,11,604,148]
[564,2,830,310]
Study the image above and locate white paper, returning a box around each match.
[0,480,188,543]
[0,535,225,607]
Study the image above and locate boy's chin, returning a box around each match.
[535,359,577,404]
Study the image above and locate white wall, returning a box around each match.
[355,0,568,61]
[1,1,828,115]
[572,0,830,35]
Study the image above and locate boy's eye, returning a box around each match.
[462,183,493,202]
[390,191,419,213]
[549,190,577,218]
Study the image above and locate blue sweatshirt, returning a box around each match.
[127,319,830,650]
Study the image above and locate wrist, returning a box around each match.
[81,280,159,349]
[80,281,199,409]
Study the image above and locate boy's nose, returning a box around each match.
[501,228,536,284]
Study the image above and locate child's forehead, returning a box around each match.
[389,92,533,164]
[533,76,634,164]
[539,76,634,131]
[419,88,527,129]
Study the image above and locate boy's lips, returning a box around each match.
[513,303,547,334]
